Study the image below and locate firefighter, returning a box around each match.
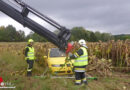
[69,39,88,85]
[25,39,35,76]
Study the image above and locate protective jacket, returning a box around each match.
[74,47,88,66]
[25,45,35,60]
[70,46,88,72]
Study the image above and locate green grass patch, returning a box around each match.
[0,51,130,90]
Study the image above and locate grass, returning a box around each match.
[0,49,130,90]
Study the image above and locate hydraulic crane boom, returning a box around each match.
[0,0,71,50]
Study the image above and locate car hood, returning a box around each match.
[48,57,66,64]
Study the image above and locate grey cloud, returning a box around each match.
[1,0,130,34]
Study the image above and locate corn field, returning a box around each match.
[0,42,56,66]
[87,40,130,67]
[0,40,129,76]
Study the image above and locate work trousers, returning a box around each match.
[74,66,87,85]
[26,60,34,76]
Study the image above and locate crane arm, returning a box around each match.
[0,0,71,50]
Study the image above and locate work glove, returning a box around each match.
[25,57,29,60]
[65,57,71,62]
[68,57,71,60]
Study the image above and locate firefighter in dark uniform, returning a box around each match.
[69,39,88,85]
[25,39,35,76]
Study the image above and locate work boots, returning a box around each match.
[83,81,88,85]
[75,83,82,85]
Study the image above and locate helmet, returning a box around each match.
[28,39,34,44]
[78,39,86,46]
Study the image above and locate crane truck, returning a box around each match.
[0,0,71,51]
[0,0,98,80]
[0,0,74,75]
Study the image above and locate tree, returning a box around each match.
[95,31,101,41]
[101,33,113,41]
[26,32,47,42]
[0,25,26,42]
[90,32,98,42]
[0,26,5,30]
[17,30,26,41]
[70,27,89,41]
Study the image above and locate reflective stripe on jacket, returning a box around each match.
[74,67,86,72]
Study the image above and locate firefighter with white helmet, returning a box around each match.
[69,39,88,85]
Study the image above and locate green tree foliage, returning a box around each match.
[26,32,47,42]
[101,33,113,42]
[89,32,98,42]
[17,30,26,41]
[0,26,5,30]
[0,25,129,42]
[70,27,89,41]
[70,27,113,42]
[114,34,130,40]
[95,31,101,40]
[0,25,47,42]
[0,25,25,42]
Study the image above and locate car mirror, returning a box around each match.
[43,56,47,59]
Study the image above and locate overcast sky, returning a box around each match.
[0,0,130,35]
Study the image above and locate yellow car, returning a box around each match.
[44,48,74,75]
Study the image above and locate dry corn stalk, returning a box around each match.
[0,39,129,75]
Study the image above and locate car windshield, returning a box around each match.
[50,48,66,57]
